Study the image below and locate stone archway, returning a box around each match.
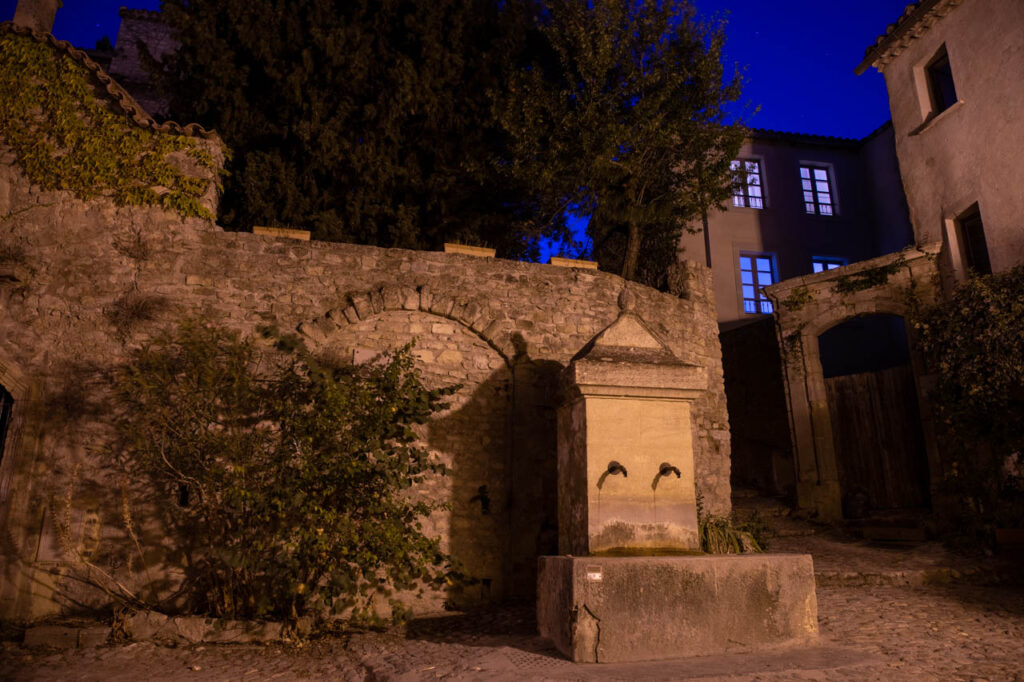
[764,244,942,520]
[300,303,515,610]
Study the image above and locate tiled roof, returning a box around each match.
[856,0,964,74]
[0,21,217,141]
[749,124,892,148]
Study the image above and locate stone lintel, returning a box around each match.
[565,357,706,400]
[537,554,819,664]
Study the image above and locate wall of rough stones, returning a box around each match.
[0,149,731,619]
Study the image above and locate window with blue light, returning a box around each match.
[739,253,775,314]
[811,257,845,273]
[731,159,763,209]
[800,166,834,216]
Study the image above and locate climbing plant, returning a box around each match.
[0,32,218,220]
[914,267,1024,543]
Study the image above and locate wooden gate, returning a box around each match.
[825,364,929,511]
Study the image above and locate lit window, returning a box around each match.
[811,257,845,273]
[800,166,834,216]
[926,45,958,115]
[731,159,764,209]
[739,253,775,315]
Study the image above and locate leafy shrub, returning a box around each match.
[696,491,764,554]
[914,267,1024,542]
[112,321,457,622]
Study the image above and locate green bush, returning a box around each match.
[112,321,458,622]
[914,267,1024,541]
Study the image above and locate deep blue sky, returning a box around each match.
[1,0,911,137]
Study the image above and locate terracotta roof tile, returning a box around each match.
[0,20,219,142]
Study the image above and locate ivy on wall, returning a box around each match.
[0,33,217,220]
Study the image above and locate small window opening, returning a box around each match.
[957,204,991,275]
[926,46,958,115]
[177,482,191,507]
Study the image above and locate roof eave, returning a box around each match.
[855,0,955,76]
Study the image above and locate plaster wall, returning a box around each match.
[879,0,1024,275]
[679,129,912,328]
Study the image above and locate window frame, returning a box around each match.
[925,44,958,116]
[738,252,777,315]
[799,165,836,216]
[730,158,765,210]
[956,203,991,275]
[811,256,846,274]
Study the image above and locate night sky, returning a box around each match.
[1,0,912,139]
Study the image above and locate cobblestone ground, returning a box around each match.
[3,520,1022,681]
[2,581,1022,681]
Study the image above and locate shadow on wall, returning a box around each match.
[428,332,562,606]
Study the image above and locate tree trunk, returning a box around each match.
[621,221,642,281]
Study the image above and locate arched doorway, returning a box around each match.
[817,314,929,517]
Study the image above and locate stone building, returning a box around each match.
[856,0,1024,285]
[0,21,732,621]
[765,0,1024,521]
[678,126,914,499]
[106,9,176,118]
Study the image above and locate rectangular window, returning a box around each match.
[926,45,958,115]
[800,166,834,216]
[957,204,991,275]
[811,257,846,273]
[739,253,776,315]
[731,159,764,209]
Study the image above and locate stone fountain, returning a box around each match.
[537,290,818,663]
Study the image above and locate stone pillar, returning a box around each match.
[556,290,706,555]
[13,0,61,34]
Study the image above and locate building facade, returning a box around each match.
[679,127,914,499]
[857,0,1024,284]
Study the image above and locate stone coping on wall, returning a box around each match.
[765,242,941,301]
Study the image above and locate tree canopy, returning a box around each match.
[502,0,745,285]
[155,0,744,282]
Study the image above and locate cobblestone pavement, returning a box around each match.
[3,525,1023,681]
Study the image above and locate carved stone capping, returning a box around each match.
[253,226,311,241]
[443,243,495,258]
[557,295,706,556]
[549,256,598,270]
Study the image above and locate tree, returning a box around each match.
[501,0,745,285]
[113,321,458,621]
[155,0,565,258]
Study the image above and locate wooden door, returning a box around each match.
[825,364,929,512]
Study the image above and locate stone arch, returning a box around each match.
[306,306,515,609]
[765,245,942,520]
[296,285,512,366]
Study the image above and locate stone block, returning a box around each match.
[23,625,79,648]
[77,625,111,647]
[537,554,818,663]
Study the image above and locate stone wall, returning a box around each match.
[108,9,175,117]
[0,151,731,620]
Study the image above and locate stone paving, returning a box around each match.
[3,520,1023,681]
